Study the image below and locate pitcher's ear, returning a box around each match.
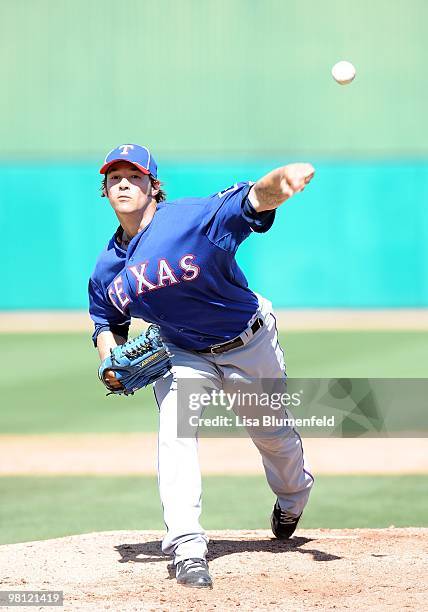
[150,177,160,197]
[100,177,107,197]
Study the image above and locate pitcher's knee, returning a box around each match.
[252,428,300,454]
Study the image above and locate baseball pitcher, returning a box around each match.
[89,144,315,588]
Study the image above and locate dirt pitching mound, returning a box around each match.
[1,529,427,611]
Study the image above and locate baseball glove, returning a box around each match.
[98,325,172,396]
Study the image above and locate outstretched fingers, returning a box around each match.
[284,163,315,194]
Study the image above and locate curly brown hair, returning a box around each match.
[101,174,167,203]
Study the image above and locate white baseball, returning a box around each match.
[331,60,356,85]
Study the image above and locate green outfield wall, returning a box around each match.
[0,0,427,158]
[1,1,427,308]
[2,160,427,309]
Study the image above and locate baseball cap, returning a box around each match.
[99,144,157,177]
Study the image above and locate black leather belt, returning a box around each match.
[196,318,264,355]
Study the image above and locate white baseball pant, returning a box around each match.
[153,295,314,564]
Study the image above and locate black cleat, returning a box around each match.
[175,557,213,588]
[271,499,301,539]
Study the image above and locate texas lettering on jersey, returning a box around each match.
[108,254,200,314]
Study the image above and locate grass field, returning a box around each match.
[1,331,427,433]
[1,330,427,545]
[0,475,427,545]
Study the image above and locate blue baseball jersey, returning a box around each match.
[89,182,276,350]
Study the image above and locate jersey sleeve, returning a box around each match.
[205,182,276,253]
[88,277,131,347]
